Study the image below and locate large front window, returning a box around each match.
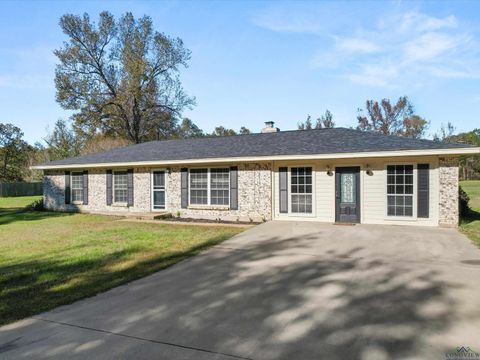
[387,165,413,216]
[114,171,128,203]
[189,168,230,206]
[291,167,313,213]
[71,172,83,203]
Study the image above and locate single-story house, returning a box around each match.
[33,122,480,227]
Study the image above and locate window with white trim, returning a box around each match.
[113,171,128,203]
[387,165,413,216]
[189,168,230,206]
[291,167,313,213]
[190,169,208,205]
[210,168,229,205]
[71,172,83,203]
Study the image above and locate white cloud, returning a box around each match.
[253,4,480,88]
[335,37,381,53]
[348,63,400,87]
[396,12,458,33]
[324,12,474,87]
[403,32,468,62]
[251,2,357,36]
[252,8,323,34]
[426,66,476,79]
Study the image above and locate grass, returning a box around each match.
[0,195,42,210]
[460,180,480,247]
[0,196,245,325]
[460,180,480,211]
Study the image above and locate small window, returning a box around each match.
[114,171,128,203]
[387,165,413,216]
[71,172,83,203]
[190,169,208,205]
[152,171,166,210]
[291,167,313,213]
[210,168,229,205]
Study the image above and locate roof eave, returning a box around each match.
[31,147,480,170]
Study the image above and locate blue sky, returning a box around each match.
[1,0,479,144]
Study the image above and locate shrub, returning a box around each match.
[154,212,174,220]
[459,186,471,219]
[25,199,44,211]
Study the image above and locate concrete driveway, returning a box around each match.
[2,221,480,360]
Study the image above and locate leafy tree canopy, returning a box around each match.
[55,11,195,144]
[210,126,251,137]
[44,119,81,161]
[0,123,30,182]
[357,96,428,139]
[239,126,251,135]
[436,126,480,180]
[433,122,456,142]
[174,118,204,139]
[298,110,335,130]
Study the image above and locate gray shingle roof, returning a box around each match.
[41,127,474,167]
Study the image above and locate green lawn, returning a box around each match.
[460,180,480,211]
[0,195,42,210]
[0,196,245,325]
[460,180,480,247]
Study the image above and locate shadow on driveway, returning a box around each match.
[2,222,480,360]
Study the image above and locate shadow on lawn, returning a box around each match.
[0,234,229,326]
[0,197,76,226]
[0,230,463,360]
[0,209,74,226]
[464,208,480,223]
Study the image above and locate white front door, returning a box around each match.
[152,171,166,210]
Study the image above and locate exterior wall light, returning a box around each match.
[366,164,373,176]
[326,165,333,176]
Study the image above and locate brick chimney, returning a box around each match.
[261,121,280,133]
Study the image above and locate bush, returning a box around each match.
[25,199,44,211]
[459,186,471,219]
[154,212,174,220]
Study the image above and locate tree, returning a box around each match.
[81,134,132,155]
[437,127,480,180]
[210,126,237,137]
[455,129,480,180]
[298,110,335,130]
[54,11,194,144]
[316,110,335,129]
[357,96,428,138]
[174,118,204,139]
[0,123,29,182]
[402,115,429,139]
[25,143,50,182]
[239,126,251,135]
[209,126,251,137]
[433,122,456,142]
[298,115,314,130]
[44,119,81,160]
